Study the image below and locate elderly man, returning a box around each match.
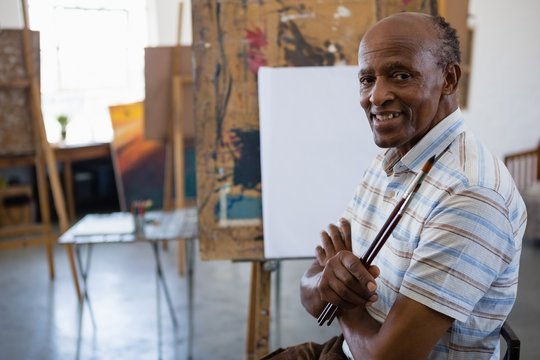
[263,12,527,360]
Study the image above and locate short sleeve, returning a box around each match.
[400,186,517,322]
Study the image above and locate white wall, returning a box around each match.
[0,0,192,46]
[146,0,192,46]
[464,0,540,159]
[0,0,23,27]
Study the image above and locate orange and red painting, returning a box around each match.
[109,102,166,211]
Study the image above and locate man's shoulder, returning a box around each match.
[436,130,526,229]
[441,131,515,192]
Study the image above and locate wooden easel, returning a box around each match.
[190,1,456,357]
[0,0,81,301]
[161,3,194,276]
[245,261,273,359]
[143,42,194,276]
[162,69,192,276]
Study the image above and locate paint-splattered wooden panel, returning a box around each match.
[377,0,437,18]
[0,30,40,156]
[192,0,437,260]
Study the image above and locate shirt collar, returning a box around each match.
[382,108,465,175]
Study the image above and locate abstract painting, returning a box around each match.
[192,0,437,260]
[109,102,166,211]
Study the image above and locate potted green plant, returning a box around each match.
[56,114,69,141]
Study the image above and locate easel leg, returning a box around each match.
[186,238,195,360]
[35,154,54,279]
[274,260,282,348]
[246,263,258,356]
[162,143,173,254]
[246,261,271,360]
[63,159,76,223]
[45,231,55,279]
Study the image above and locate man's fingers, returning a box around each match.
[315,246,326,266]
[318,266,364,309]
[320,231,335,256]
[339,218,352,251]
[327,224,346,251]
[317,251,379,308]
[338,252,378,300]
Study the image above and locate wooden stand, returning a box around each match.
[0,0,80,301]
[246,261,272,359]
[171,73,189,276]
[145,2,194,275]
[190,1,454,357]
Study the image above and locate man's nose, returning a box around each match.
[369,78,394,106]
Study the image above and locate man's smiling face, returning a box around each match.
[358,13,448,156]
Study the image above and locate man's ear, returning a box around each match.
[442,63,461,95]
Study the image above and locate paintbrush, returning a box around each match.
[317,155,436,326]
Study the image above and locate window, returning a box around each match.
[28,0,148,144]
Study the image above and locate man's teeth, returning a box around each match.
[375,113,400,121]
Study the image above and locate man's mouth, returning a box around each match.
[373,112,401,121]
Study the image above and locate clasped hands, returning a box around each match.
[316,218,380,312]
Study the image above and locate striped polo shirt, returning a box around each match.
[342,109,527,359]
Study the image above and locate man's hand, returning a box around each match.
[315,218,352,266]
[316,218,379,310]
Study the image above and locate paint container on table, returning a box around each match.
[131,200,146,236]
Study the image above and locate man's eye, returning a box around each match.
[359,77,374,86]
[394,72,411,80]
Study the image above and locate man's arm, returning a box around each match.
[305,219,453,359]
[340,286,453,359]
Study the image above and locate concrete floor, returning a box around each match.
[0,239,538,360]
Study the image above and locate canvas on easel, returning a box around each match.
[192,0,387,261]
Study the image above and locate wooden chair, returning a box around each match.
[504,142,540,192]
[501,321,520,360]
[505,142,540,243]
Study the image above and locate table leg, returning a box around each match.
[274,260,282,348]
[74,244,96,328]
[151,240,178,328]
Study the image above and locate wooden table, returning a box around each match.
[0,142,111,222]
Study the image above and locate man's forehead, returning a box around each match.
[357,35,432,67]
[359,35,424,55]
[358,16,437,66]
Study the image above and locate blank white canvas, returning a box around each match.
[258,66,380,259]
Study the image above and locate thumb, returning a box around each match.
[340,252,373,282]
[368,265,380,279]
